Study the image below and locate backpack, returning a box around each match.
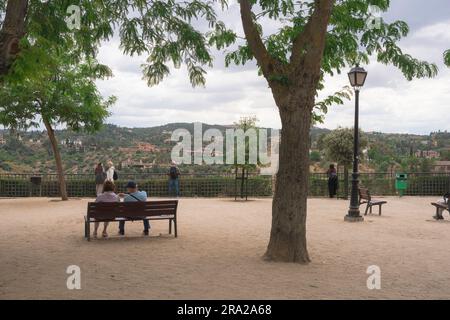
[169,166,178,179]
[444,193,449,204]
[113,170,118,181]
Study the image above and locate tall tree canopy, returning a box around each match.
[0,0,230,84]
[321,128,368,168]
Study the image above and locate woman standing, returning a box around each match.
[94,163,106,196]
[326,164,338,198]
[105,160,115,182]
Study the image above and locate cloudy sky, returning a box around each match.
[96,0,450,134]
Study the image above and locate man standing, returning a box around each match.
[118,181,150,236]
[168,161,180,197]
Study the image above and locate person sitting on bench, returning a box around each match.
[433,193,449,220]
[94,180,119,238]
[118,181,149,236]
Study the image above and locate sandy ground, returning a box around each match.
[0,196,449,300]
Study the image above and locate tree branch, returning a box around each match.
[239,0,278,77]
[290,0,334,72]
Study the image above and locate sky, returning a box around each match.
[95,0,450,134]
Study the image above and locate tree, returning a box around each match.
[0,45,115,200]
[445,50,450,67]
[231,116,259,200]
[0,0,28,76]
[321,128,369,167]
[321,127,368,198]
[213,0,436,263]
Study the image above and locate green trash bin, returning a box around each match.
[395,173,408,197]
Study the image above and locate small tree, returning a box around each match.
[0,46,115,200]
[231,116,259,200]
[321,128,368,198]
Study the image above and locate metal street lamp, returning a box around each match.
[345,65,368,222]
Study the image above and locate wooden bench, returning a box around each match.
[431,202,449,219]
[359,187,387,216]
[84,200,178,241]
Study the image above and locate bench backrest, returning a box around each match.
[359,187,371,201]
[87,200,178,220]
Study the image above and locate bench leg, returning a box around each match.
[364,204,369,216]
[84,219,88,239]
[87,222,91,241]
[435,206,445,219]
[174,218,178,238]
[169,219,172,234]
[379,205,382,216]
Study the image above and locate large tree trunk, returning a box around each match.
[43,119,68,201]
[239,0,334,263]
[264,99,313,263]
[0,0,28,76]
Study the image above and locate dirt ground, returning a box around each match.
[0,196,449,299]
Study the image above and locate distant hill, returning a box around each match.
[0,123,448,174]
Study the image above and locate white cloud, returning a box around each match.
[95,4,450,135]
[414,21,450,42]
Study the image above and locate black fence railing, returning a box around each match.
[0,172,448,198]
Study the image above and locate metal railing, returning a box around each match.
[0,172,448,198]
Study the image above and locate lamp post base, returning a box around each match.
[344,215,364,222]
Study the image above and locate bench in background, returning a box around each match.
[359,187,387,216]
[431,202,449,219]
